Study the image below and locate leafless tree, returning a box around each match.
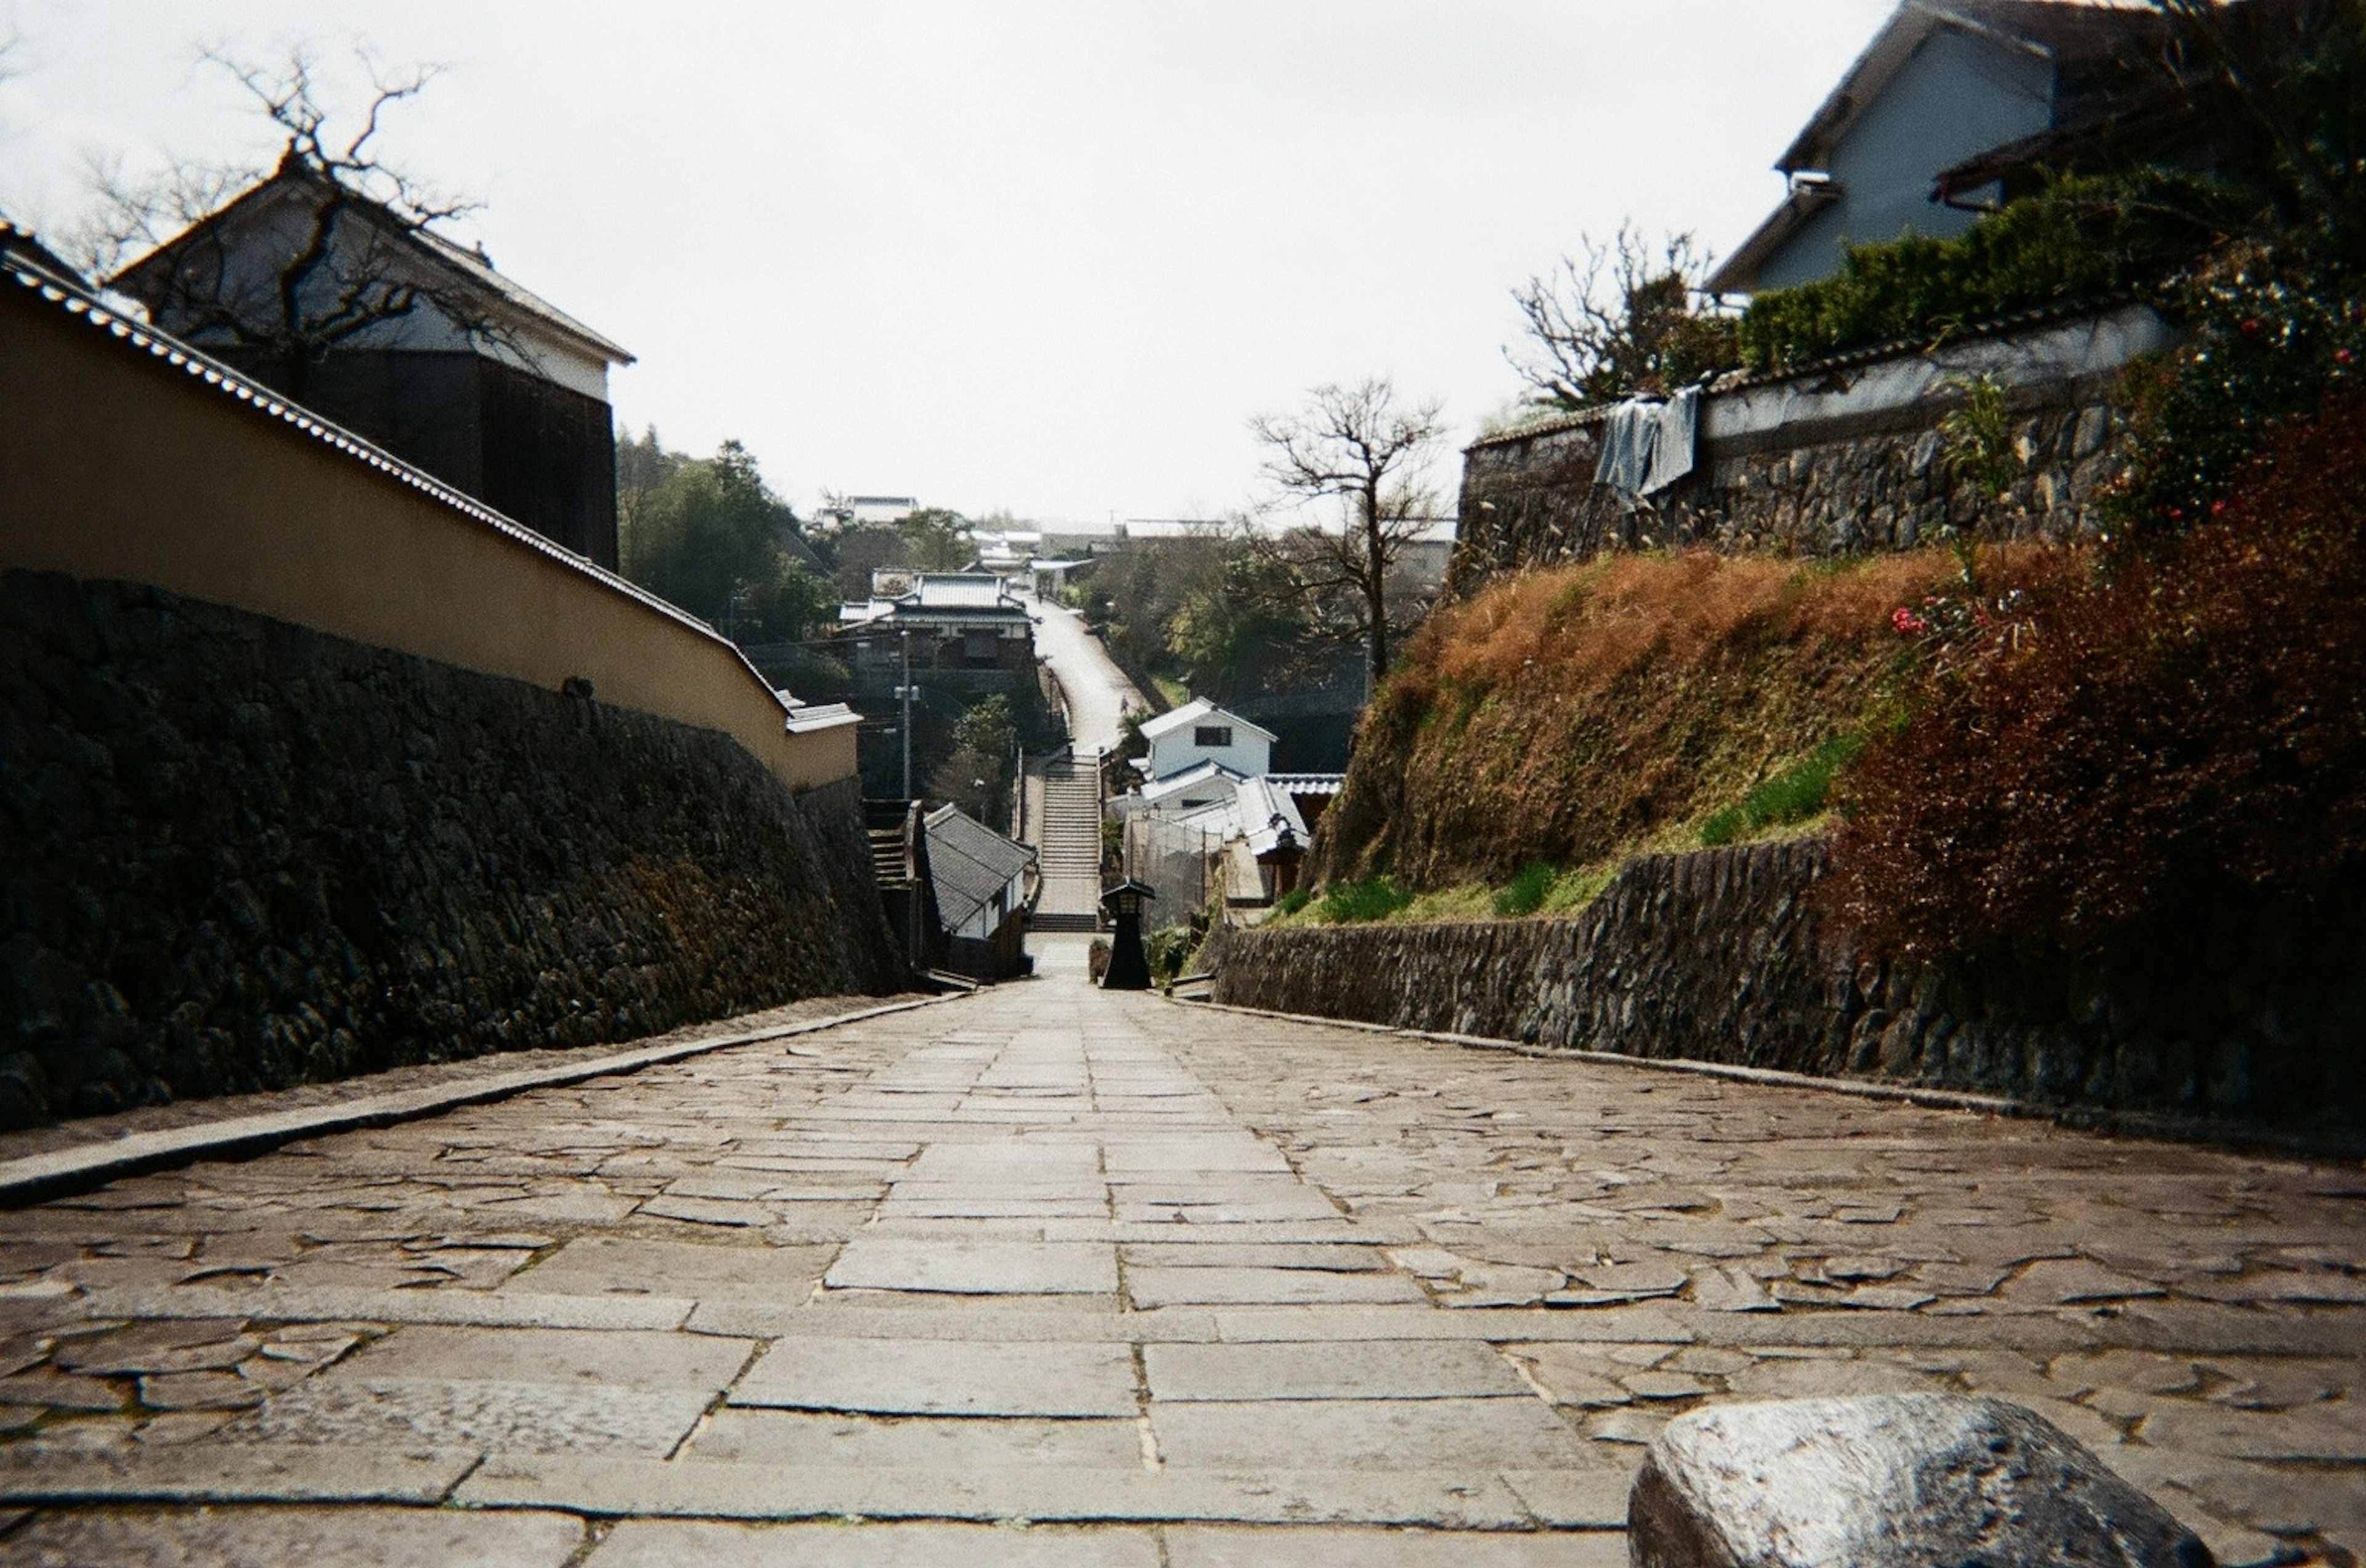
[1506,224,1739,409]
[74,46,496,400]
[1246,377,1448,688]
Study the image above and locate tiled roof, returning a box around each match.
[924,806,1035,930]
[1138,760,1245,806]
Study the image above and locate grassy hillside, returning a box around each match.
[1308,547,2040,893]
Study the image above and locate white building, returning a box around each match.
[1115,696,1341,917]
[1135,699,1275,782]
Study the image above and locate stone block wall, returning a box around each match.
[1455,399,2116,592]
[0,572,908,1128]
[1450,306,2173,593]
[1213,839,2364,1150]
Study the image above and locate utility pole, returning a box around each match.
[899,628,914,800]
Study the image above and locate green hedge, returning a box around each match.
[1738,175,2218,372]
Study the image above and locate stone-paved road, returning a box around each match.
[0,938,2358,1564]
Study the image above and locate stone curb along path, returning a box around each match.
[1177,997,2353,1161]
[0,996,948,1208]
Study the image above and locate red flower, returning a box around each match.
[2340,348,2356,366]
[2240,318,2262,335]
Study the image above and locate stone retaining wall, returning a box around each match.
[1213,839,2364,1149]
[1451,305,2174,593]
[0,573,907,1128]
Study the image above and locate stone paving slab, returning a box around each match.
[0,1442,477,1505]
[1126,1265,1429,1308]
[686,1301,1226,1343]
[0,1503,587,1567]
[0,958,2359,1561]
[1495,1469,1635,1529]
[502,1237,837,1300]
[825,1238,1119,1295]
[457,1456,1540,1527]
[730,1337,1139,1416]
[583,1519,1162,1567]
[237,1375,716,1456]
[329,1325,754,1387]
[1145,1340,1533,1402]
[1150,1397,1599,1471]
[1163,1525,1627,1567]
[1121,1243,1393,1271]
[688,1410,1145,1468]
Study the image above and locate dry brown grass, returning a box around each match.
[1312,547,1986,889]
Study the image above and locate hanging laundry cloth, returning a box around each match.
[1592,397,1662,500]
[1641,385,1702,496]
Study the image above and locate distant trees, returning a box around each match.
[1248,377,1450,686]
[617,431,829,648]
[927,695,1020,828]
[1505,225,1741,410]
[819,506,975,599]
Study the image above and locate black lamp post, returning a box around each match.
[1099,879,1157,991]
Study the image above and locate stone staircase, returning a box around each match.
[1029,749,1104,932]
[863,798,932,968]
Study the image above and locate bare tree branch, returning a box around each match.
[1246,377,1447,686]
[1505,224,1738,409]
[78,45,511,402]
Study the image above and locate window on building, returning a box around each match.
[1193,725,1232,747]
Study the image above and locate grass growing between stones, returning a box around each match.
[1261,860,1618,928]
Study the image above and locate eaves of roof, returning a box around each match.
[1139,760,1247,803]
[110,169,633,367]
[1704,179,1845,296]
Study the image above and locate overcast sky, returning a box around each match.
[0,1,1895,524]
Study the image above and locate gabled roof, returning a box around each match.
[1139,698,1277,745]
[923,805,1035,930]
[109,164,633,367]
[1774,2,2165,176]
[1708,0,2168,295]
[837,572,1030,630]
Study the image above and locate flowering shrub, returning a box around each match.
[2107,252,2366,537]
[1826,397,2366,962]
[1884,538,2043,689]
